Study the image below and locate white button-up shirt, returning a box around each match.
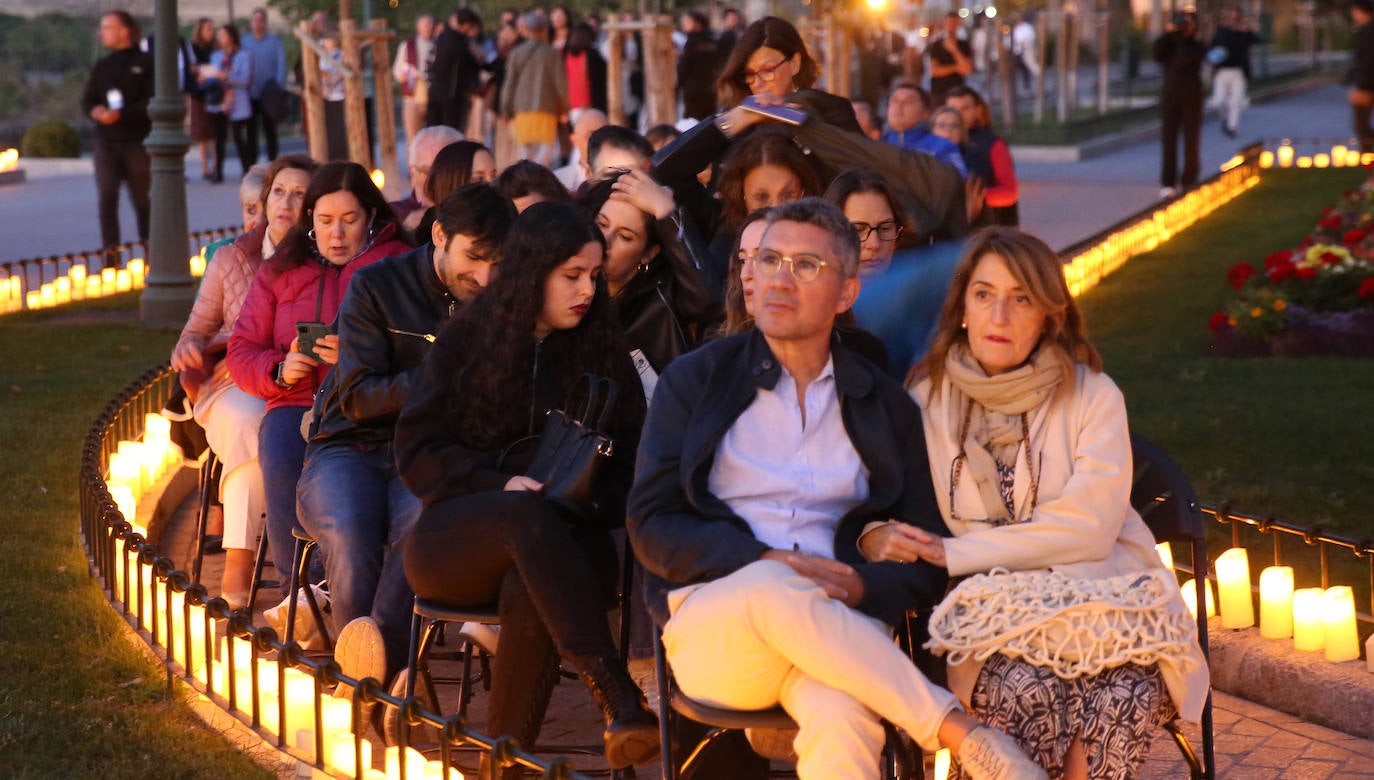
[708,357,870,559]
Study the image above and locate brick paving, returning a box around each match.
[156,485,1374,779]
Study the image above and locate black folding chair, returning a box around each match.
[1129,433,1216,780]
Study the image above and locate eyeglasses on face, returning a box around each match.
[737,248,758,266]
[753,248,833,282]
[852,220,903,242]
[742,59,787,85]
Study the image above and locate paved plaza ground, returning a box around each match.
[14,81,1374,777]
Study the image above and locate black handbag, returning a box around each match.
[501,374,618,521]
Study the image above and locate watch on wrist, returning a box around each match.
[273,360,291,388]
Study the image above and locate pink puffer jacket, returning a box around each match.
[228,223,409,411]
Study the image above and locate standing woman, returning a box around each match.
[172,154,319,607]
[188,18,218,181]
[861,228,1208,779]
[564,22,608,120]
[201,24,253,182]
[396,203,656,775]
[228,162,410,587]
[550,5,574,52]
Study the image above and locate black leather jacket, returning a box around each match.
[617,213,720,375]
[308,244,457,447]
[626,329,949,627]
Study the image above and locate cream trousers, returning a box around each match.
[195,384,265,552]
[662,559,960,779]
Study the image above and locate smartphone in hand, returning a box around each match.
[295,321,335,361]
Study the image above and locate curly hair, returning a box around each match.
[438,202,640,452]
[271,161,398,272]
[912,226,1101,392]
[715,127,823,235]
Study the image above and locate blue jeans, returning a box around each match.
[297,440,421,674]
[259,405,309,588]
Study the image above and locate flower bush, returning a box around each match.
[1210,180,1374,356]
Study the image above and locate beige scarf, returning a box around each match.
[943,343,1065,522]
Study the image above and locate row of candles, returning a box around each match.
[1158,543,1370,668]
[1260,142,1374,170]
[107,418,463,778]
[1063,167,1258,298]
[5,248,212,314]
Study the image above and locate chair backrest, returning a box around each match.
[1129,433,1206,546]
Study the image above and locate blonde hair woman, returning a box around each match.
[860,227,1208,780]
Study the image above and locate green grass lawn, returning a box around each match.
[1080,167,1374,540]
[0,295,270,778]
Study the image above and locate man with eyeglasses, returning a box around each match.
[629,198,1046,779]
[389,124,463,241]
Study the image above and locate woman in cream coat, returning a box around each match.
[860,227,1207,780]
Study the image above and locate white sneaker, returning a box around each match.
[627,657,659,713]
[958,725,1048,780]
[1159,186,1178,200]
[262,583,330,650]
[456,622,500,656]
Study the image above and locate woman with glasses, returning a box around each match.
[823,169,907,278]
[859,228,1207,779]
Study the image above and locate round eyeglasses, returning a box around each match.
[852,221,903,242]
[753,249,834,282]
[742,59,787,85]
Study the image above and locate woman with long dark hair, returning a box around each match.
[200,24,252,181]
[396,202,656,774]
[415,140,497,242]
[228,161,410,587]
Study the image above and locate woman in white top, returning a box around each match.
[860,227,1207,780]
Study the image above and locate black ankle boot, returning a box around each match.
[574,656,661,768]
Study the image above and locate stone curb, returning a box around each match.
[1206,617,1374,741]
[1012,74,1340,163]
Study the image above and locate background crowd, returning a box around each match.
[121,4,1223,779]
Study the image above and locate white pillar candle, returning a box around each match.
[326,733,371,776]
[933,748,951,780]
[321,696,353,738]
[1292,588,1325,652]
[108,481,138,523]
[115,269,133,292]
[1154,542,1174,571]
[1277,144,1294,167]
[1258,566,1294,640]
[187,601,208,679]
[1215,548,1255,629]
[1181,578,1216,620]
[385,745,427,778]
[86,276,102,299]
[1322,587,1361,663]
[101,267,116,287]
[281,667,317,739]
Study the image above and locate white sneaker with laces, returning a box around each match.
[958,725,1049,780]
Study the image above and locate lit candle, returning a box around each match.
[1181,578,1216,620]
[1322,587,1360,663]
[55,277,71,304]
[370,168,386,190]
[260,691,281,735]
[40,283,55,307]
[1348,150,1363,167]
[101,267,116,287]
[25,290,39,309]
[321,696,353,737]
[109,481,137,523]
[1277,144,1294,167]
[1366,635,1374,674]
[115,269,133,292]
[187,601,208,678]
[1292,588,1325,652]
[385,745,427,778]
[1332,145,1348,166]
[108,452,143,500]
[128,258,146,288]
[295,728,316,763]
[1215,548,1255,629]
[1314,153,1331,168]
[189,254,207,277]
[1155,542,1174,571]
[933,747,951,780]
[86,276,102,299]
[1258,566,1294,640]
[70,265,86,286]
[327,732,372,776]
[281,667,317,739]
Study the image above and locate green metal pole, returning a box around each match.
[141,0,196,329]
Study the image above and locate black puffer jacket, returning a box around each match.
[626,329,949,627]
[308,244,457,446]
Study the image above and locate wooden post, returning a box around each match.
[298,21,328,162]
[1034,12,1047,124]
[1056,4,1070,123]
[607,29,626,126]
[339,19,372,169]
[997,22,1015,130]
[1066,12,1080,112]
[641,17,677,127]
[1096,1,1109,115]
[368,21,399,200]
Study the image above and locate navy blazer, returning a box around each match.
[627,329,949,627]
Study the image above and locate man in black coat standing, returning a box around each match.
[1348,0,1374,151]
[80,11,153,268]
[1154,9,1206,198]
[428,8,484,132]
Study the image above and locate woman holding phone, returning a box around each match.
[228,162,409,590]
